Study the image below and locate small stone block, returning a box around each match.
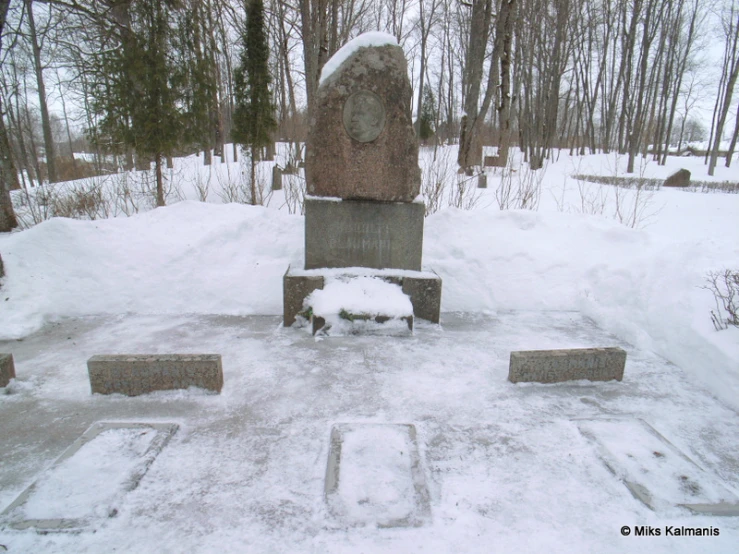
[402,274,442,323]
[87,354,223,396]
[508,347,626,383]
[477,174,488,188]
[0,353,16,387]
[283,267,325,327]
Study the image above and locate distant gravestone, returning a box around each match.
[477,174,488,189]
[272,166,283,191]
[664,168,691,187]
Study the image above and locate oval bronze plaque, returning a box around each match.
[342,91,386,143]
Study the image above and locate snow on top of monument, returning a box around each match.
[319,31,399,85]
[306,276,412,317]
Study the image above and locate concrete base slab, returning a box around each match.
[283,267,442,327]
[577,418,739,515]
[1,421,178,532]
[0,353,15,387]
[325,423,431,527]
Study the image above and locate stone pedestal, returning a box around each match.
[305,197,424,271]
[283,267,442,327]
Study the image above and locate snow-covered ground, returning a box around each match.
[2,146,737,407]
[0,145,738,551]
[1,312,738,552]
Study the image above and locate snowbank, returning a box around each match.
[1,196,737,409]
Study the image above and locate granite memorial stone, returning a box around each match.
[306,39,420,202]
[283,33,442,328]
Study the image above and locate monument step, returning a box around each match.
[305,275,413,336]
[311,313,413,336]
[283,266,441,327]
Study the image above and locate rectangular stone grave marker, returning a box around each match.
[1,422,178,531]
[325,423,431,527]
[0,353,15,387]
[87,354,223,396]
[577,418,739,515]
[272,165,282,190]
[484,155,503,167]
[508,347,626,383]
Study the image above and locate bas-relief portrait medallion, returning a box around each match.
[342,90,386,143]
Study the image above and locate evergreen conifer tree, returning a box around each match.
[232,0,276,205]
[419,86,436,144]
[93,0,182,207]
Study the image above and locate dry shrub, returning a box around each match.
[51,181,109,220]
[703,270,739,331]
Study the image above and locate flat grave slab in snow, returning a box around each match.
[577,418,739,516]
[325,423,430,527]
[1,422,178,532]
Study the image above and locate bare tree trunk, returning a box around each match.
[626,0,664,173]
[457,0,493,169]
[56,70,77,173]
[616,0,643,154]
[662,0,702,166]
[496,0,517,166]
[205,0,224,161]
[709,6,739,175]
[21,79,43,185]
[25,0,57,183]
[7,52,35,186]
[155,152,165,207]
[0,94,19,230]
[726,100,739,167]
[415,0,438,137]
[299,0,331,117]
[250,145,257,205]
